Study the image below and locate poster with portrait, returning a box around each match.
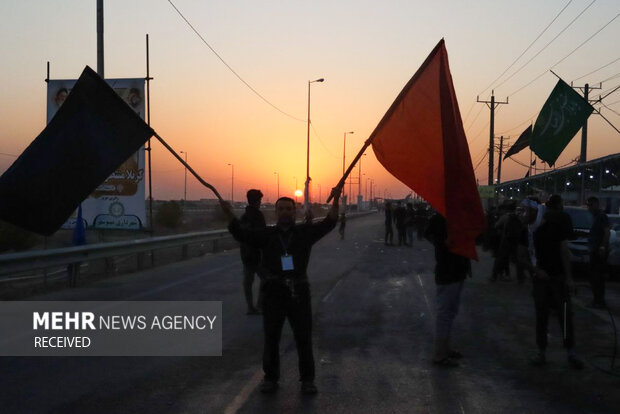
[47,78,147,230]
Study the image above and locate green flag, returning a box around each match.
[530,79,593,166]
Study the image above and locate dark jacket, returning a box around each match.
[425,214,471,285]
[229,215,337,281]
[239,205,266,266]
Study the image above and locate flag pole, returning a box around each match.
[152,132,224,202]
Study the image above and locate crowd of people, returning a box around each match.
[219,188,612,393]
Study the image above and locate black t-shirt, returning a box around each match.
[425,214,470,285]
[533,211,572,278]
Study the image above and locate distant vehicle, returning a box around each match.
[606,215,620,276]
[563,206,592,266]
[564,207,620,278]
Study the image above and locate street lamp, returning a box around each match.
[274,172,279,200]
[358,153,367,205]
[227,163,234,204]
[343,131,354,208]
[180,151,188,202]
[305,77,324,210]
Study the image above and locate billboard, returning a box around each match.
[47,78,146,230]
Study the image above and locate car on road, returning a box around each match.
[563,206,592,266]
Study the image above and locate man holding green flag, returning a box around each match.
[530,79,594,166]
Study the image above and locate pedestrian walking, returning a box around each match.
[384,201,394,245]
[519,196,584,369]
[425,213,470,367]
[239,189,266,315]
[405,203,415,245]
[221,187,341,395]
[339,212,346,240]
[394,201,408,246]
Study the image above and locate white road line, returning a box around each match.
[322,278,344,303]
[417,273,431,312]
[223,369,263,414]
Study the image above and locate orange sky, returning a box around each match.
[1,1,619,203]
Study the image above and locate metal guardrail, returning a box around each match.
[0,210,376,281]
[0,229,231,277]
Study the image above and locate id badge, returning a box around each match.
[281,255,294,271]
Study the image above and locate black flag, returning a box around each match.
[503,125,532,160]
[0,66,154,235]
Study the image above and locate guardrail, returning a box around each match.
[0,229,231,278]
[0,210,376,283]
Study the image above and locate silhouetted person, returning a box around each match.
[587,196,610,308]
[221,187,341,395]
[425,213,469,367]
[384,202,394,245]
[239,189,266,315]
[339,212,346,240]
[394,201,408,246]
[491,202,525,283]
[519,196,583,369]
[405,203,415,246]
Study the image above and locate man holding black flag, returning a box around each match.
[220,186,341,395]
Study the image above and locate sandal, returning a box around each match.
[432,357,459,367]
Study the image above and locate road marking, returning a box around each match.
[417,273,431,312]
[322,278,344,303]
[223,369,263,414]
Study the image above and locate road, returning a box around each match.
[2,213,620,413]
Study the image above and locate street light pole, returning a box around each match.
[294,176,298,203]
[343,131,354,208]
[274,172,279,200]
[180,151,188,202]
[306,77,324,210]
[227,163,234,204]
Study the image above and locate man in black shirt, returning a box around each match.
[394,201,408,246]
[221,187,341,394]
[425,213,470,367]
[384,202,394,245]
[239,189,266,315]
[521,195,583,369]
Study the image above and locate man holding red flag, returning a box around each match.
[336,39,485,366]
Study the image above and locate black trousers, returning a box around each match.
[262,281,314,382]
[243,263,264,310]
[589,252,607,304]
[385,223,393,244]
[532,279,574,350]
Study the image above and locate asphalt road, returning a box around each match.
[2,213,620,413]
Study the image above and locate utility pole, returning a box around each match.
[96,0,104,77]
[477,91,508,185]
[571,82,602,163]
[495,135,510,184]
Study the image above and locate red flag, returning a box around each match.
[371,39,484,259]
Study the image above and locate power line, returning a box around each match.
[551,11,620,69]
[0,152,18,158]
[494,0,597,92]
[573,55,620,82]
[598,71,620,84]
[496,113,536,135]
[464,104,485,134]
[167,0,305,122]
[309,121,340,159]
[479,0,573,96]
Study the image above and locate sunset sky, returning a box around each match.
[1,0,619,203]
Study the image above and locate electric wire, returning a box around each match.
[310,121,340,159]
[494,0,597,92]
[598,71,620,84]
[479,0,573,96]
[0,152,18,158]
[573,55,620,82]
[465,104,485,134]
[167,0,305,122]
[551,11,620,69]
